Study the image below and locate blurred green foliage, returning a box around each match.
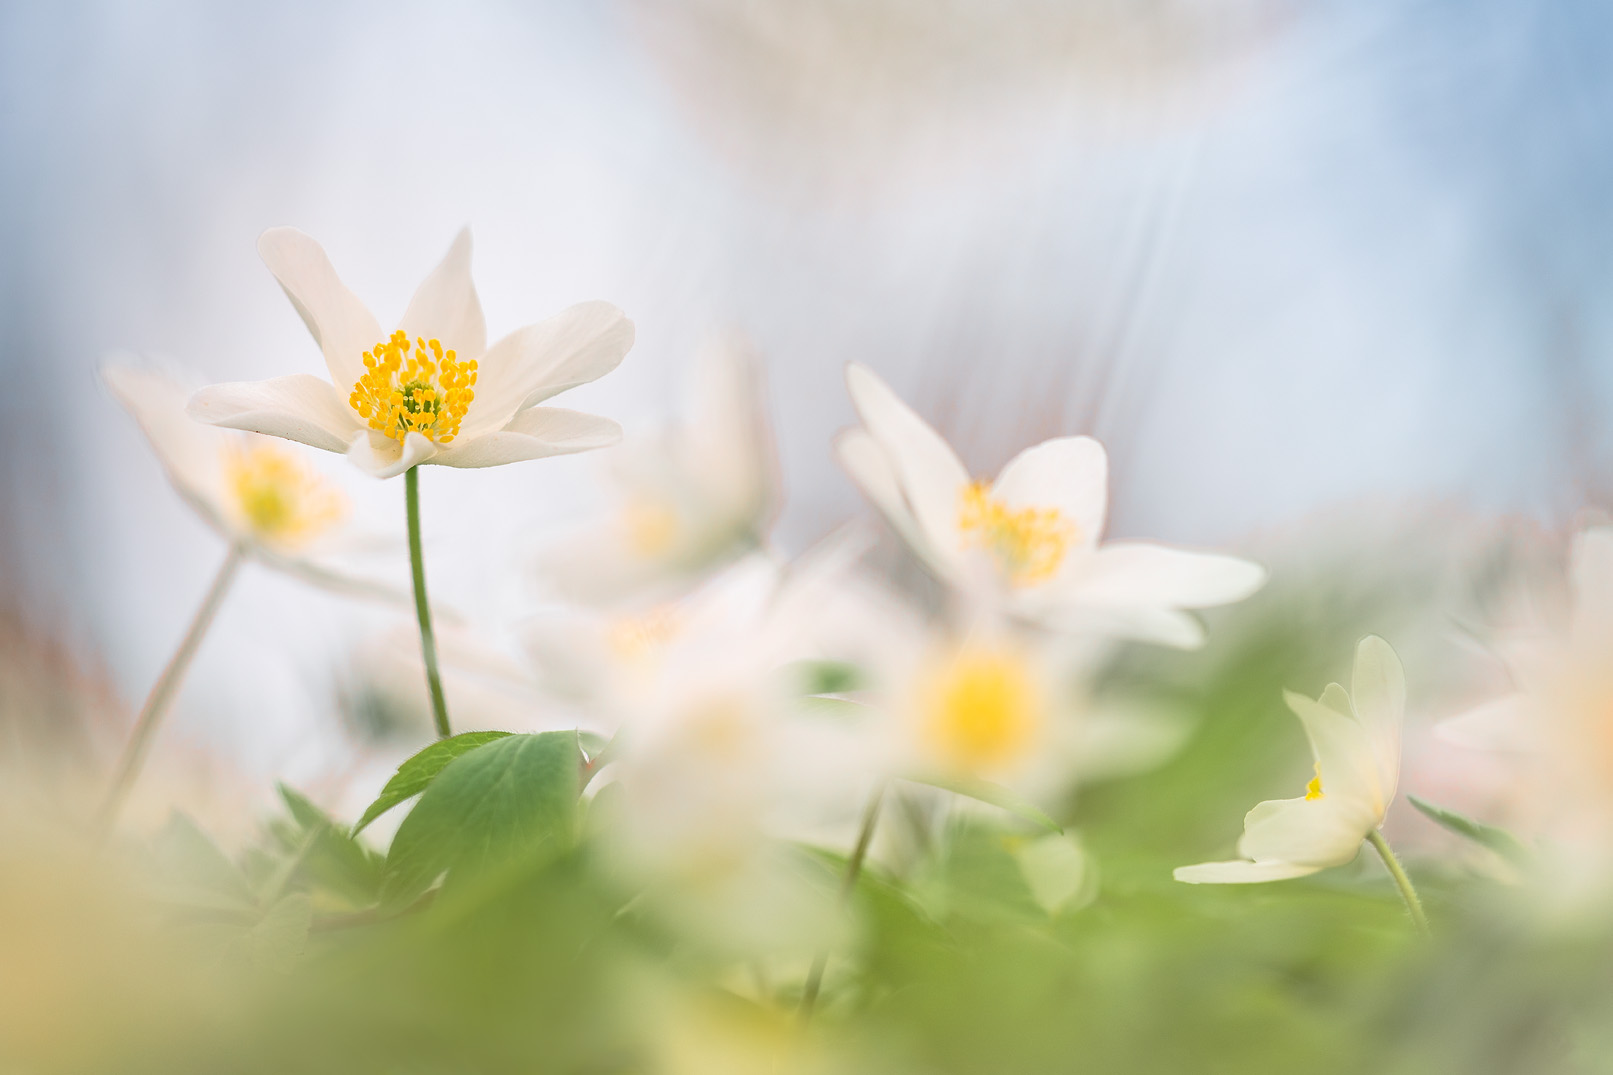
[7,582,1613,1075]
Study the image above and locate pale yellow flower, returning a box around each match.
[1176,636,1405,883]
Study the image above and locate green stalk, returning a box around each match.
[405,466,452,739]
[799,782,887,1020]
[1366,827,1430,936]
[97,543,244,834]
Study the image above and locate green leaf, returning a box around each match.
[382,731,580,905]
[251,893,313,974]
[273,784,387,907]
[1407,794,1533,868]
[577,731,610,760]
[912,775,1063,834]
[353,730,512,835]
[150,812,258,911]
[1011,833,1096,916]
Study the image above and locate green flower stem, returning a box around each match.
[1366,827,1429,936]
[799,782,887,1021]
[96,543,244,834]
[405,466,452,739]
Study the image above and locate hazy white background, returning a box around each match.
[2,1,1610,806]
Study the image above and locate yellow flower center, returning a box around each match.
[1304,762,1324,801]
[923,649,1042,775]
[624,498,680,557]
[224,441,346,548]
[957,481,1078,587]
[348,330,477,445]
[607,607,682,663]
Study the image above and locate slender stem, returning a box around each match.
[799,782,887,1021]
[96,544,244,834]
[405,466,452,739]
[1366,828,1430,936]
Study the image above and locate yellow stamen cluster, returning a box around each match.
[348,330,477,445]
[224,441,346,548]
[957,481,1078,587]
[923,649,1041,775]
[1305,762,1324,801]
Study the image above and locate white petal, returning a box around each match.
[461,302,634,438]
[1350,635,1405,804]
[833,429,934,567]
[257,227,383,390]
[844,364,969,565]
[252,545,410,605]
[1284,690,1383,815]
[534,523,661,605]
[1237,796,1373,867]
[188,375,361,454]
[1032,603,1206,649]
[1435,693,1536,752]
[102,363,228,526]
[682,334,779,523]
[398,228,486,360]
[991,436,1108,549]
[432,407,621,469]
[1173,860,1323,884]
[1318,682,1352,716]
[1068,543,1267,610]
[346,429,436,479]
[1570,527,1613,644]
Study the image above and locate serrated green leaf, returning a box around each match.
[251,893,313,974]
[265,785,387,908]
[382,731,580,905]
[912,775,1063,834]
[150,812,258,910]
[353,730,512,835]
[1407,794,1533,868]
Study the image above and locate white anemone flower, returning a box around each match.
[845,601,1187,803]
[563,556,859,954]
[536,334,780,606]
[103,362,394,597]
[189,227,633,479]
[834,364,1265,648]
[1438,526,1613,888]
[1175,636,1408,885]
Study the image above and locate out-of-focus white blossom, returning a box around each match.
[847,603,1188,804]
[836,364,1265,648]
[103,363,397,599]
[1438,526,1613,891]
[537,553,865,953]
[536,335,779,607]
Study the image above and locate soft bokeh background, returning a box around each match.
[2,0,1611,811]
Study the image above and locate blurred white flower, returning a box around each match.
[543,553,863,952]
[189,228,632,479]
[103,363,396,598]
[1176,636,1405,884]
[1438,526,1613,888]
[835,364,1265,648]
[852,606,1187,802]
[536,334,779,606]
